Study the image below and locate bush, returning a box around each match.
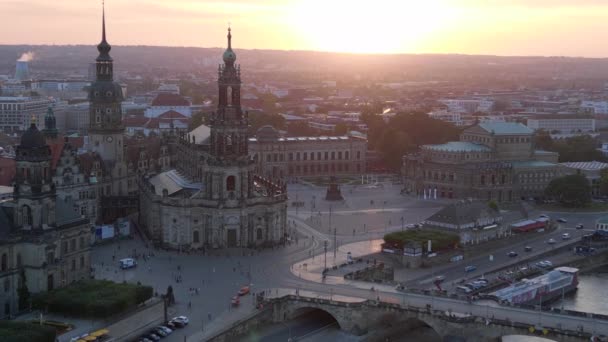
[32,280,153,318]
[0,321,56,342]
[384,230,460,252]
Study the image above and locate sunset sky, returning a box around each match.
[1,0,606,57]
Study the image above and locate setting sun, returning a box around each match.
[289,0,454,54]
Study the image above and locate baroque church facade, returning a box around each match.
[139,29,288,249]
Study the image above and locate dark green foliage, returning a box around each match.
[535,133,606,162]
[361,112,461,170]
[488,200,498,211]
[32,280,153,319]
[0,321,56,342]
[545,174,591,207]
[248,112,285,132]
[384,230,460,252]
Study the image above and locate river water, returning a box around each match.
[552,272,608,315]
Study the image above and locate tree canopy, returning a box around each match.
[361,112,461,170]
[535,133,606,162]
[545,174,591,207]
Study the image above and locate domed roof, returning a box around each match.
[223,48,236,63]
[223,27,236,64]
[20,123,46,149]
[257,125,280,142]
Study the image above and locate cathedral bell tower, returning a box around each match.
[209,27,249,160]
[14,120,56,230]
[204,28,254,204]
[88,2,124,165]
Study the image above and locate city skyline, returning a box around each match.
[1,0,608,57]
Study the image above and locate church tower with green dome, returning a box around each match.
[88,2,125,169]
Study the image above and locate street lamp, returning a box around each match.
[328,205,333,233]
[324,240,328,272]
[333,228,337,258]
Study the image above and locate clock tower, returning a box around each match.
[88,3,124,166]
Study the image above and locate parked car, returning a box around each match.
[507,251,518,258]
[539,214,549,219]
[557,218,567,223]
[231,295,240,306]
[238,286,250,296]
[169,320,185,328]
[172,316,189,325]
[157,326,172,335]
[524,246,533,252]
[547,238,557,244]
[152,328,167,337]
[456,285,472,294]
[165,322,177,330]
[146,334,160,341]
[576,224,584,230]
[464,265,477,273]
[562,233,571,240]
[119,258,137,269]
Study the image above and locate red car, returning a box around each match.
[238,286,250,296]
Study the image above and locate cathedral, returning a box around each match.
[139,29,288,249]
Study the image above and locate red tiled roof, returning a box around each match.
[143,118,160,129]
[158,110,188,120]
[124,115,150,127]
[151,93,190,107]
[78,152,105,176]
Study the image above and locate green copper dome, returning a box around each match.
[223,27,236,64]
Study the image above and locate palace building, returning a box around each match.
[248,125,367,179]
[402,122,563,201]
[139,29,288,249]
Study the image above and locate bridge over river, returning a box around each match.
[205,289,608,342]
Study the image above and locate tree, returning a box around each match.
[166,285,175,306]
[600,168,608,196]
[488,200,498,211]
[333,123,348,136]
[545,174,591,207]
[534,130,553,151]
[248,112,285,132]
[287,121,317,136]
[17,268,30,311]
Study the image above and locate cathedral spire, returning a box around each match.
[97,0,112,62]
[223,26,236,65]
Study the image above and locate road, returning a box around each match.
[72,181,608,341]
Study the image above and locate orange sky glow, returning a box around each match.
[0,0,606,57]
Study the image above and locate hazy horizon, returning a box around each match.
[2,0,608,58]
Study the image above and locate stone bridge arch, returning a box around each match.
[271,296,448,337]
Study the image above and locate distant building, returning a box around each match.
[249,126,367,179]
[423,200,510,245]
[0,96,54,133]
[438,99,494,114]
[145,93,192,118]
[581,101,608,115]
[428,109,475,127]
[527,118,595,133]
[402,122,562,201]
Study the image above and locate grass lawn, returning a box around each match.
[33,280,153,319]
[0,321,56,342]
[384,230,460,252]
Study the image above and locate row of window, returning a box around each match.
[288,163,361,175]
[262,150,362,163]
[61,236,88,255]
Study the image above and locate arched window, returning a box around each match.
[227,87,232,105]
[256,228,263,240]
[226,176,236,191]
[193,231,200,243]
[1,254,6,271]
[21,205,32,226]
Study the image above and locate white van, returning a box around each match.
[119,258,137,269]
